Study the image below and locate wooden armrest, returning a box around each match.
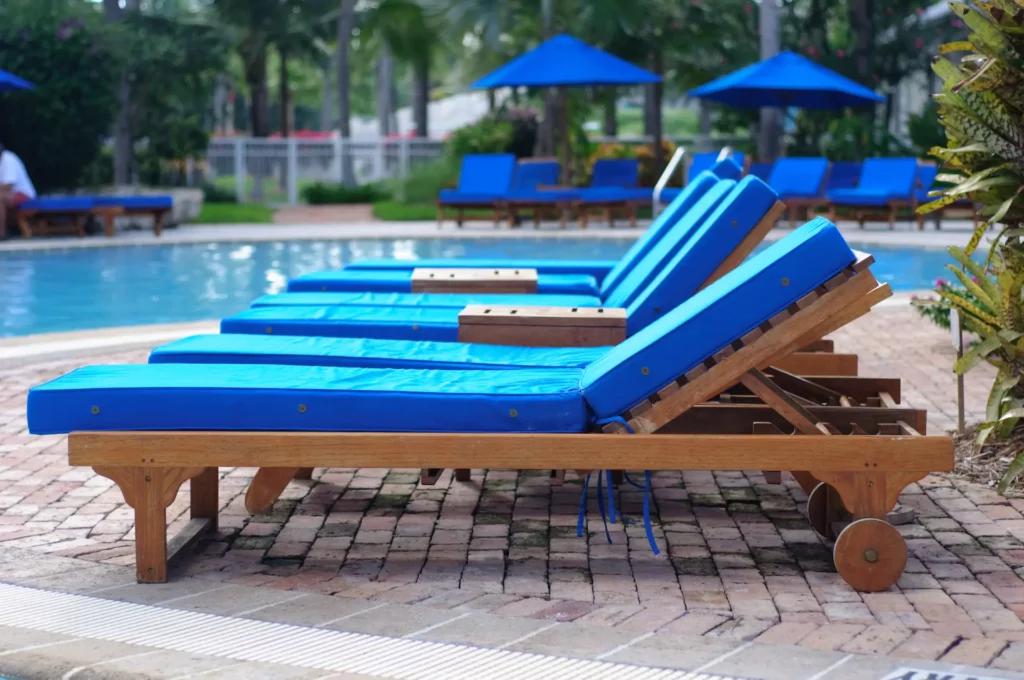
[411,267,538,293]
[458,304,627,347]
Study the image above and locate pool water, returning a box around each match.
[0,238,952,337]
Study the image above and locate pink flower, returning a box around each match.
[887,6,894,14]
[743,3,752,14]
[911,295,919,300]
[935,278,948,288]
[916,6,924,14]
[837,49,846,57]
[721,56,728,64]
[972,275,979,283]
[808,46,818,57]
[952,19,964,28]
[915,37,925,49]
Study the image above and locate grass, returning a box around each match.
[196,202,276,224]
[615,108,700,138]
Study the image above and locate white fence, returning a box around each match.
[204,137,446,205]
[198,135,749,205]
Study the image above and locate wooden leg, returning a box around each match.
[16,214,31,238]
[104,212,116,238]
[888,206,895,231]
[629,204,637,228]
[190,467,219,530]
[154,212,165,237]
[550,469,566,485]
[293,468,314,480]
[245,467,300,514]
[95,466,203,583]
[454,468,471,482]
[74,215,86,238]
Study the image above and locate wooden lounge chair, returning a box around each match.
[28,221,953,590]
[91,195,173,237]
[826,158,921,229]
[766,158,830,227]
[13,197,93,238]
[436,153,516,227]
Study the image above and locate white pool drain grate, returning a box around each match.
[0,583,746,679]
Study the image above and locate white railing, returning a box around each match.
[192,135,749,205]
[202,137,446,204]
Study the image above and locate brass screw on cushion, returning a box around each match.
[91,406,100,415]
[298,404,307,413]
[509,409,518,417]
[781,277,790,286]
[265,327,273,334]
[641,367,650,376]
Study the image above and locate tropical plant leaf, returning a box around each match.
[999,450,1024,493]
[948,246,999,300]
[940,290,1003,327]
[949,265,998,309]
[955,334,1005,373]
[917,196,959,214]
[940,40,977,53]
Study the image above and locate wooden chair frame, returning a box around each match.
[94,205,171,237]
[68,252,952,590]
[435,201,507,229]
[14,207,90,239]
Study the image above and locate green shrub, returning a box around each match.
[445,117,516,159]
[301,183,388,205]
[0,1,119,192]
[390,158,460,204]
[203,182,238,204]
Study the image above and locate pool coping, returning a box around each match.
[0,220,983,253]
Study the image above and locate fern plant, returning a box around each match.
[919,0,1024,492]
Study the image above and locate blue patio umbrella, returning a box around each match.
[471,35,660,182]
[471,34,661,89]
[688,51,883,110]
[0,68,34,93]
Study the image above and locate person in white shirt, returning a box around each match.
[0,144,37,239]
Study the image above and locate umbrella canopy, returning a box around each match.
[0,68,33,93]
[471,34,660,89]
[688,51,883,109]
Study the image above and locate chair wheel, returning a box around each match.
[807,482,846,540]
[833,518,907,592]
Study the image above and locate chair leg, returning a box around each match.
[293,468,314,480]
[16,214,31,238]
[191,467,220,532]
[629,204,637,228]
[455,468,471,482]
[154,211,165,237]
[74,215,86,238]
[245,467,300,514]
[104,211,116,238]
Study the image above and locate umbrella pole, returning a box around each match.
[559,87,570,185]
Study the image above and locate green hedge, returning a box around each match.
[301,183,388,205]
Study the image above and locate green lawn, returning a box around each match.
[196,202,276,224]
[615,108,700,138]
[373,201,504,221]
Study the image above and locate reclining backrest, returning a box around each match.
[767,158,830,198]
[580,217,857,419]
[621,176,779,333]
[747,162,773,181]
[591,159,640,188]
[689,151,746,182]
[599,158,743,297]
[914,163,939,203]
[456,154,517,193]
[826,161,862,191]
[601,180,737,307]
[513,159,560,190]
[857,158,919,197]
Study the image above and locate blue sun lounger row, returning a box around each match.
[222,175,781,341]
[296,158,744,298]
[28,216,952,590]
[13,195,173,239]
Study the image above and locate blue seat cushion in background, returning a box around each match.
[28,364,589,435]
[151,335,608,370]
[452,153,517,194]
[250,292,603,309]
[19,197,93,211]
[767,158,829,199]
[343,258,619,281]
[91,196,173,210]
[222,305,467,341]
[288,271,599,296]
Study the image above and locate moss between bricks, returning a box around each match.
[317,524,358,538]
[473,513,511,525]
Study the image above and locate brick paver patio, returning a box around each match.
[2,301,1024,673]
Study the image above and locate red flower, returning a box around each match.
[916,6,924,14]
[915,37,925,49]
[807,46,818,57]
[837,49,846,57]
[935,278,948,288]
[952,19,964,28]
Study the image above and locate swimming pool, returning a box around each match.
[0,238,953,337]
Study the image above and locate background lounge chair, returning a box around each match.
[826,157,920,229]
[766,157,830,227]
[436,153,517,227]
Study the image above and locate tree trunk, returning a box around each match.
[377,46,395,138]
[648,48,664,172]
[337,0,357,187]
[105,0,137,186]
[279,47,290,137]
[413,58,429,137]
[320,60,333,132]
[698,101,712,153]
[243,39,270,201]
[602,90,617,138]
[758,0,782,162]
[850,0,874,84]
[539,0,556,155]
[487,89,496,111]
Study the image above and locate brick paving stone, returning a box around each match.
[753,621,818,645]
[940,638,1010,666]
[889,630,961,660]
[840,624,914,655]
[800,623,868,651]
[992,641,1024,671]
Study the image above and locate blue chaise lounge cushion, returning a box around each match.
[251,292,603,310]
[288,271,601,296]
[28,364,589,434]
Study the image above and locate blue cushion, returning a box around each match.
[222,306,465,341]
[767,158,829,199]
[690,152,745,181]
[600,173,720,296]
[20,197,93,211]
[825,162,862,191]
[455,154,517,194]
[603,180,736,308]
[343,259,619,281]
[747,162,773,181]
[830,158,919,204]
[624,176,780,334]
[503,188,579,202]
[512,161,560,190]
[826,188,893,206]
[151,334,608,370]
[288,271,599,296]
[580,218,856,418]
[437,190,506,205]
[915,164,939,203]
[90,196,173,210]
[251,292,603,309]
[590,159,639,188]
[27,364,588,435]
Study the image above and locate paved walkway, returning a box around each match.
[1,302,1023,678]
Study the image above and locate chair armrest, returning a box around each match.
[458,304,627,347]
[412,268,538,294]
